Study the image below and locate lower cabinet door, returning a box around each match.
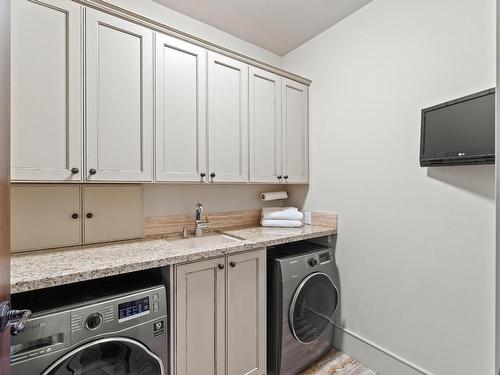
[227,249,267,375]
[175,257,226,375]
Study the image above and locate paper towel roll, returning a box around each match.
[260,191,288,201]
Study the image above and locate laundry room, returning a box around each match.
[0,0,498,375]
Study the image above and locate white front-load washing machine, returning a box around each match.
[268,239,340,375]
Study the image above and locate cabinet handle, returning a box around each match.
[200,172,206,178]
[210,172,216,179]
[72,213,79,219]
[277,175,282,180]
[217,264,225,270]
[71,168,79,175]
[284,175,289,180]
[86,213,93,219]
[89,169,97,175]
[230,261,236,268]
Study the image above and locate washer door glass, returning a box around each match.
[42,337,164,375]
[290,272,339,344]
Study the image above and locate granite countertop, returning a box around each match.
[11,224,337,294]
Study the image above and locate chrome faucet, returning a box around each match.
[195,203,210,237]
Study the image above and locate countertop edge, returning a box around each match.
[11,226,337,294]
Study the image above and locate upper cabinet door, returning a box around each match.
[282,78,309,184]
[11,0,83,182]
[249,67,282,184]
[155,34,207,182]
[207,52,249,183]
[85,9,153,182]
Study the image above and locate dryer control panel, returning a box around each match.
[70,286,166,345]
[318,252,332,263]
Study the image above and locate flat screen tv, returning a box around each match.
[420,88,495,167]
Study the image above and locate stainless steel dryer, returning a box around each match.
[268,240,339,375]
[10,285,168,375]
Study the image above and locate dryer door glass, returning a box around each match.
[290,272,339,344]
[42,337,164,375]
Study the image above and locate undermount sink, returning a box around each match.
[168,233,242,250]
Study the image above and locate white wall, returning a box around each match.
[104,0,282,66]
[143,184,286,217]
[283,1,496,374]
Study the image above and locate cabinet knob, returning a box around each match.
[89,169,97,175]
[72,213,79,219]
[284,175,289,180]
[230,261,236,268]
[210,172,216,179]
[200,172,206,178]
[71,168,79,175]
[217,264,225,270]
[86,213,93,219]
[277,175,282,180]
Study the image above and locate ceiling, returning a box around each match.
[151,0,373,56]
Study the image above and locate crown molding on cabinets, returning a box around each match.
[72,0,312,87]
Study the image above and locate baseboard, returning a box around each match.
[333,325,434,375]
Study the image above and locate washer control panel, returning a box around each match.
[70,286,166,345]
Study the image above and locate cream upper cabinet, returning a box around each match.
[155,34,207,182]
[207,52,249,183]
[175,257,226,375]
[11,0,83,182]
[282,78,309,184]
[249,67,282,184]
[227,249,266,375]
[85,9,153,182]
[11,3,310,185]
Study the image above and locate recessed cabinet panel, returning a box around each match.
[227,249,266,375]
[11,0,82,182]
[10,186,81,252]
[83,185,143,244]
[86,10,153,181]
[155,35,207,182]
[208,52,249,183]
[282,79,309,183]
[175,258,225,375]
[249,67,282,183]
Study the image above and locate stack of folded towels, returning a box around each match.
[261,207,304,228]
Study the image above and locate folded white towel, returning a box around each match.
[261,207,304,221]
[261,219,303,228]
